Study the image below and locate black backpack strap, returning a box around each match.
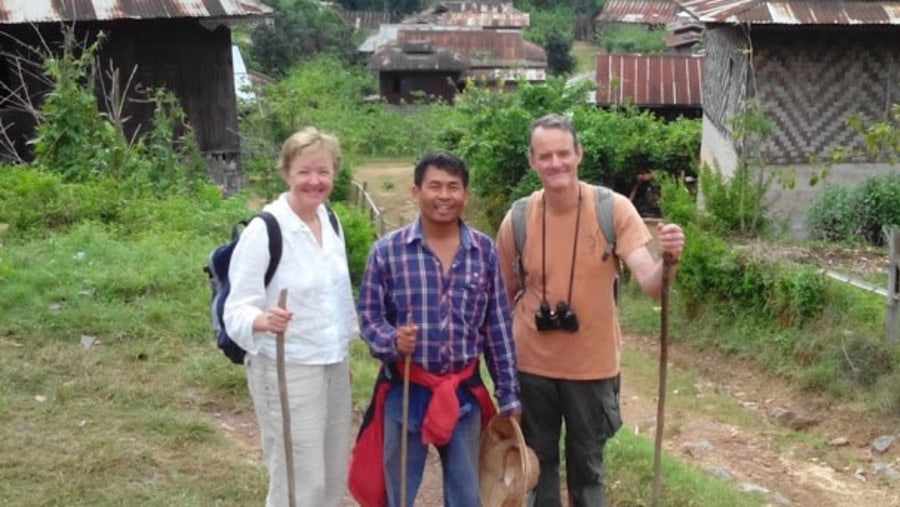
[256,211,282,286]
[324,203,341,238]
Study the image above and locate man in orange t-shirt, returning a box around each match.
[496,113,686,507]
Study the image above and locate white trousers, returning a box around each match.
[246,354,351,507]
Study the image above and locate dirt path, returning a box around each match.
[622,334,900,507]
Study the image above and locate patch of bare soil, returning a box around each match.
[352,161,418,232]
[624,334,900,507]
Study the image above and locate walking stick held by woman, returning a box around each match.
[400,313,414,507]
[275,288,296,507]
[652,253,676,507]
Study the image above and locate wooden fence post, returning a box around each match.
[888,229,899,342]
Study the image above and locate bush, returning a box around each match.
[0,166,124,235]
[772,266,826,326]
[699,162,769,237]
[852,173,900,245]
[331,202,377,287]
[807,172,900,245]
[595,24,667,53]
[656,171,697,227]
[806,184,855,242]
[836,334,895,387]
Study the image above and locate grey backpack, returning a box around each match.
[510,185,619,303]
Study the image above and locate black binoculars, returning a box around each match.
[534,300,579,333]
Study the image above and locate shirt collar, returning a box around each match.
[404,217,479,252]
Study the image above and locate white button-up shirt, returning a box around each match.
[224,194,359,364]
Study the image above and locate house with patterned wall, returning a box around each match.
[675,0,900,237]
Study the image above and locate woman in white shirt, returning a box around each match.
[224,127,358,506]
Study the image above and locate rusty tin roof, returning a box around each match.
[403,1,529,28]
[0,0,272,24]
[397,30,546,61]
[675,0,900,25]
[596,53,704,107]
[596,0,681,25]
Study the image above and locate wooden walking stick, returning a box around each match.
[652,253,676,507]
[400,313,413,507]
[275,289,296,507]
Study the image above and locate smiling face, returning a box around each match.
[282,148,335,213]
[412,165,468,226]
[528,125,583,192]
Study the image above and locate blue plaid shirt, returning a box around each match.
[357,219,520,414]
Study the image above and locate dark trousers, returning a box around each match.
[519,372,622,507]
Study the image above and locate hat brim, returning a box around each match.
[478,415,539,507]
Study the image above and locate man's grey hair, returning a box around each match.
[529,113,580,153]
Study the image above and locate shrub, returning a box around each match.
[772,265,826,326]
[852,173,900,245]
[331,202,376,287]
[699,162,769,237]
[836,334,895,387]
[807,173,900,245]
[656,171,697,227]
[806,184,856,242]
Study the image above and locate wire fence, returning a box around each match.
[348,180,403,237]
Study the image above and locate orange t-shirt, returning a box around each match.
[497,182,652,380]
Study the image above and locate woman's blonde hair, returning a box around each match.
[279,127,341,175]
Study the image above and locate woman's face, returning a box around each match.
[283,148,335,212]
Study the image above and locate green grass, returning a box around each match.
[2,189,894,505]
[572,40,600,73]
[606,430,763,507]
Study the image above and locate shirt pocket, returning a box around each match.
[453,270,490,325]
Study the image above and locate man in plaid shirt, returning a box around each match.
[350,151,520,507]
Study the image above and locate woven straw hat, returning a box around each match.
[479,415,540,507]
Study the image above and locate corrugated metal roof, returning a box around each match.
[675,0,900,25]
[403,1,529,28]
[398,29,545,63]
[596,53,704,106]
[359,23,463,53]
[0,0,271,24]
[596,0,680,24]
[340,9,390,31]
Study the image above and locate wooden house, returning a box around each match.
[676,0,900,237]
[0,0,271,191]
[365,2,546,104]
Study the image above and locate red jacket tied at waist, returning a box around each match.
[348,360,496,507]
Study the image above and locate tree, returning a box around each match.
[544,29,576,76]
[250,0,358,77]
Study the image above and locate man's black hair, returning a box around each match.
[413,151,469,188]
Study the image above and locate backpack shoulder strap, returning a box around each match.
[324,203,341,237]
[593,185,616,261]
[256,211,282,286]
[510,195,530,292]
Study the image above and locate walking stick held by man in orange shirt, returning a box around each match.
[652,253,676,507]
[275,288,296,507]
